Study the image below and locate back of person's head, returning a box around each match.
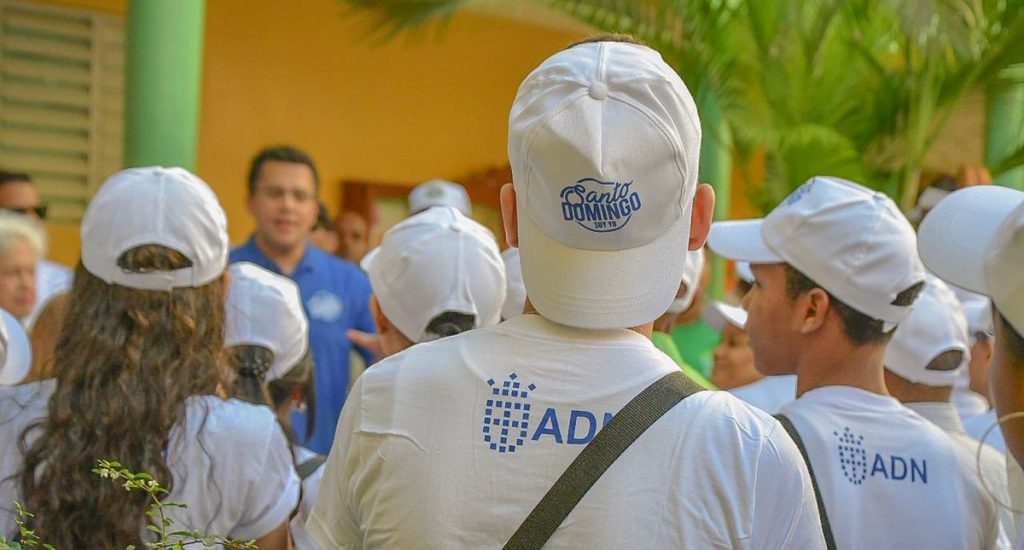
[224,262,309,407]
[362,207,505,355]
[0,308,31,386]
[884,277,969,395]
[247,145,320,194]
[408,179,472,217]
[507,36,705,330]
[20,167,230,549]
[25,293,68,383]
[0,212,45,319]
[709,176,926,348]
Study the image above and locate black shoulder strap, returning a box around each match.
[774,414,837,550]
[296,454,327,480]
[504,370,705,549]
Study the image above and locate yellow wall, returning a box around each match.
[197,0,586,247]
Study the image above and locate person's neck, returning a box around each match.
[795,339,889,398]
[523,298,654,340]
[254,234,306,275]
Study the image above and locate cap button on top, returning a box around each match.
[589,82,609,100]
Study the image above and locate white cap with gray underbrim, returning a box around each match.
[708,176,925,331]
[408,179,472,217]
[703,300,748,332]
[884,276,969,387]
[918,185,1024,338]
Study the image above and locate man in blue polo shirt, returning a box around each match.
[231,145,375,454]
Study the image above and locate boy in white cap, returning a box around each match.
[652,249,714,388]
[883,276,1012,546]
[407,178,472,217]
[917,185,1024,546]
[704,300,796,413]
[359,206,505,358]
[709,174,1000,549]
[310,36,824,549]
[224,262,321,550]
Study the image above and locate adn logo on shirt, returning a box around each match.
[482,373,613,454]
[835,426,928,485]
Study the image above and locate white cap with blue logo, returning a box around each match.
[508,40,702,329]
[708,176,925,331]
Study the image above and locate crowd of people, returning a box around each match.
[0,33,1022,549]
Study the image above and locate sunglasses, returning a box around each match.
[2,205,48,220]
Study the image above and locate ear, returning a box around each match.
[370,294,391,335]
[688,184,715,251]
[797,287,830,334]
[500,183,519,248]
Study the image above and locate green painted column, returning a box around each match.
[986,83,1024,190]
[696,87,733,299]
[124,0,206,170]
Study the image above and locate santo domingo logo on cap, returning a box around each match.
[560,177,642,233]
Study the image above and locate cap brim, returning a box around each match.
[360,247,380,272]
[703,301,747,331]
[518,210,690,330]
[918,186,1024,295]
[0,312,31,386]
[707,219,782,264]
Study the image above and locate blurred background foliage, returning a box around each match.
[339,0,1024,214]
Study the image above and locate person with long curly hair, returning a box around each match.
[1,167,299,549]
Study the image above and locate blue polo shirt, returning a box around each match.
[231,237,375,454]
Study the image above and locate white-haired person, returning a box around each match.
[652,248,714,388]
[0,213,43,325]
[704,300,796,413]
[311,36,825,549]
[883,276,1012,546]
[916,185,1024,548]
[710,175,1000,548]
[0,167,299,548]
[356,205,505,359]
[224,261,323,550]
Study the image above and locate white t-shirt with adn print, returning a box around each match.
[779,386,1002,550]
[729,375,797,414]
[0,380,300,543]
[309,314,826,549]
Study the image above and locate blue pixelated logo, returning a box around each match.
[784,180,816,206]
[560,178,641,233]
[482,373,536,454]
[835,427,868,485]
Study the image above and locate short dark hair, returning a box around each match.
[567,33,646,50]
[247,145,319,194]
[783,264,923,346]
[423,311,476,341]
[0,171,32,186]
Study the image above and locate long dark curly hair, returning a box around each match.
[18,245,230,549]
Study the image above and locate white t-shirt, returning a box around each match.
[0,380,300,543]
[779,386,1002,549]
[310,314,826,549]
[729,375,797,414]
[963,410,1008,454]
[905,401,1013,547]
[25,260,73,328]
[291,445,326,550]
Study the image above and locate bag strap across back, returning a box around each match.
[503,370,705,550]
[774,413,837,550]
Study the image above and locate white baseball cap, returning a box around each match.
[884,277,969,387]
[918,185,1024,336]
[225,262,309,382]
[362,206,506,343]
[0,309,31,386]
[703,300,748,332]
[666,249,705,314]
[509,41,701,329]
[81,167,229,291]
[708,176,925,331]
[408,179,472,217]
[501,247,526,320]
[736,261,754,284]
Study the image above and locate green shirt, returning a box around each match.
[670,320,721,379]
[652,330,716,389]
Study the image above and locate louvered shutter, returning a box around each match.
[0,0,123,223]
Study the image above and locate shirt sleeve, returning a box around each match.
[750,422,827,549]
[308,376,365,550]
[230,418,302,541]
